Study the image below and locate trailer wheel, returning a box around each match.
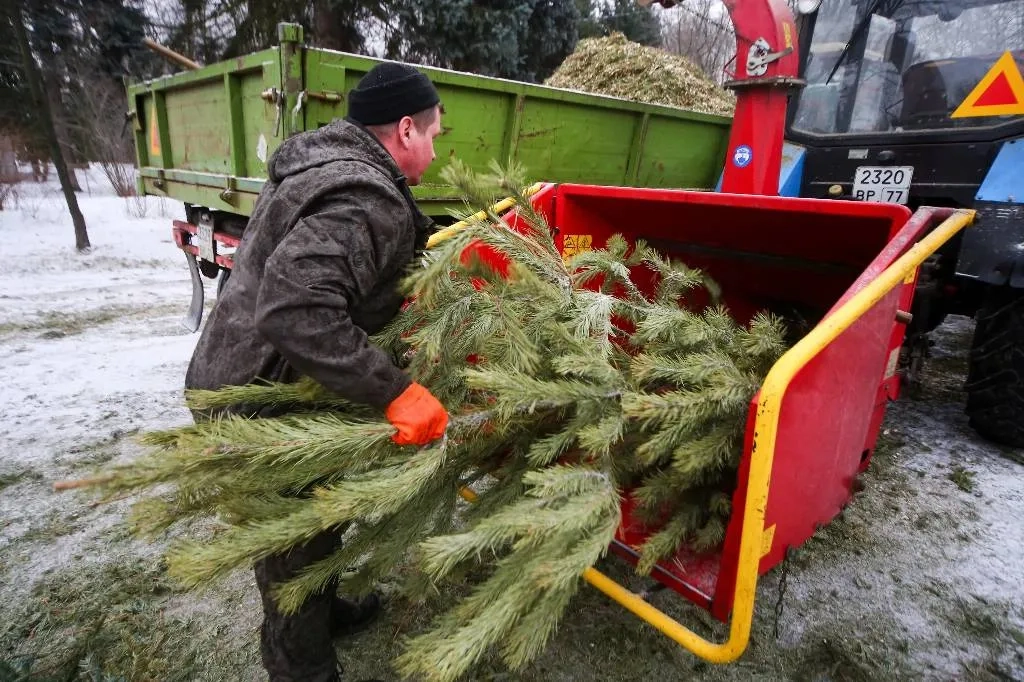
[965,286,1024,449]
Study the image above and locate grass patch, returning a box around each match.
[870,428,908,474]
[909,317,972,404]
[15,508,87,544]
[937,596,1024,680]
[792,636,905,682]
[55,429,139,470]
[0,466,43,492]
[912,508,975,532]
[949,597,1022,644]
[86,256,171,271]
[948,465,976,493]
[0,304,181,339]
[927,352,970,378]
[0,555,254,681]
[960,656,1024,682]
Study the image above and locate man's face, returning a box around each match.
[397,108,441,186]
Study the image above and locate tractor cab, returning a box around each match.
[786,0,1024,292]
[789,0,1024,209]
[791,0,1024,144]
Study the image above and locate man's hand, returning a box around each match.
[386,382,449,446]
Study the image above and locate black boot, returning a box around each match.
[255,530,343,682]
[330,592,382,637]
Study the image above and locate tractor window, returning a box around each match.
[792,0,1024,135]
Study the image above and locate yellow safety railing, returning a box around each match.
[426,182,545,249]
[459,207,974,663]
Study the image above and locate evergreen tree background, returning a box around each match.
[150,0,660,80]
[393,0,582,82]
[0,1,153,181]
[66,162,787,682]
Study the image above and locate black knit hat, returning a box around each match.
[347,62,441,126]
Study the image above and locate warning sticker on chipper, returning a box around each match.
[561,234,593,259]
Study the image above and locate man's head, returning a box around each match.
[347,63,443,186]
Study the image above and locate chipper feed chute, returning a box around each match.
[440,184,974,662]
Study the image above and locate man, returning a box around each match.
[185,62,450,681]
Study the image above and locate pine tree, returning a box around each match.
[62,161,787,681]
[392,0,580,83]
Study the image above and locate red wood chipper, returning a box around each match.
[432,0,975,663]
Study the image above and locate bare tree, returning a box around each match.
[40,53,82,192]
[10,5,90,251]
[0,131,16,177]
[69,67,137,197]
[659,0,736,84]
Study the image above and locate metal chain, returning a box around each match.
[772,550,790,640]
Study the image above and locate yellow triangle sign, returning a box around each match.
[951,51,1024,118]
[148,101,161,156]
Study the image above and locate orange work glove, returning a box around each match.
[385,382,449,446]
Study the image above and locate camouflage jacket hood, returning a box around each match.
[270,118,391,182]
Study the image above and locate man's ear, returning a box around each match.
[397,116,414,146]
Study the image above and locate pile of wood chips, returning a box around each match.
[545,33,735,117]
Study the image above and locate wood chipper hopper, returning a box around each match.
[456,183,971,662]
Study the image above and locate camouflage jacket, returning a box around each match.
[185,119,433,412]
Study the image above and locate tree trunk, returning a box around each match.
[0,135,17,180]
[314,0,361,52]
[43,69,81,192]
[11,6,90,251]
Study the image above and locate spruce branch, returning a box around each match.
[399,466,620,681]
[165,504,330,588]
[184,377,365,415]
[636,507,698,575]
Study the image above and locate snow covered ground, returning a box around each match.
[0,168,1021,681]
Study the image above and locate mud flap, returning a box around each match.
[183,250,205,333]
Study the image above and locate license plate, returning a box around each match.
[852,166,913,204]
[197,219,216,263]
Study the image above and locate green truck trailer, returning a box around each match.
[127,24,733,326]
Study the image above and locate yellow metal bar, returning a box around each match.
[581,208,974,662]
[426,182,544,249]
